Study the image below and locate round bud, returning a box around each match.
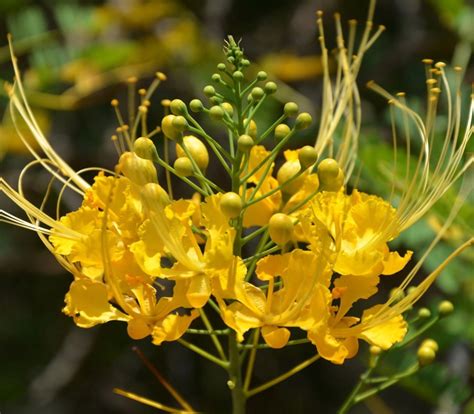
[228,56,235,64]
[237,134,254,152]
[389,287,405,302]
[418,308,431,319]
[170,99,187,115]
[209,96,222,105]
[274,124,291,141]
[317,158,340,180]
[233,71,244,81]
[284,102,299,117]
[209,105,225,120]
[421,339,439,353]
[133,137,156,160]
[212,73,221,82]
[221,102,234,116]
[295,112,313,130]
[251,87,265,101]
[369,345,382,356]
[438,300,454,316]
[220,192,243,219]
[241,59,250,67]
[141,182,170,207]
[298,146,318,169]
[269,213,294,245]
[217,63,226,71]
[203,85,216,97]
[190,99,204,112]
[264,81,277,94]
[244,119,258,139]
[257,71,268,81]
[161,115,181,140]
[176,135,209,171]
[277,160,305,194]
[174,157,194,177]
[172,115,188,132]
[417,346,436,366]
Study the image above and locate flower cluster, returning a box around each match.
[1,1,472,410]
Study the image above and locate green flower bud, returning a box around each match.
[418,308,431,319]
[421,339,439,353]
[438,300,454,316]
[269,213,294,245]
[241,59,250,67]
[264,81,277,94]
[233,71,244,81]
[212,73,221,83]
[274,124,291,141]
[217,63,227,71]
[209,105,225,120]
[118,152,158,185]
[161,115,181,140]
[317,158,340,180]
[257,71,268,81]
[295,112,313,130]
[277,160,305,194]
[220,192,243,218]
[170,99,187,115]
[174,157,193,177]
[417,346,436,366]
[389,287,405,302]
[203,85,216,97]
[369,345,382,356]
[221,102,234,116]
[133,137,156,160]
[176,135,209,171]
[237,134,254,152]
[141,182,170,207]
[190,99,204,112]
[284,102,299,117]
[209,96,222,105]
[298,146,318,169]
[172,115,188,132]
[251,87,265,101]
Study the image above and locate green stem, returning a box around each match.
[178,339,228,369]
[200,308,227,361]
[337,365,376,414]
[246,354,320,397]
[228,332,247,414]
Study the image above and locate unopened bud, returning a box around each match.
[438,300,454,316]
[233,71,244,81]
[277,160,305,194]
[244,119,258,139]
[417,346,436,366]
[237,134,254,152]
[418,308,431,319]
[274,124,291,141]
[117,152,158,185]
[176,135,209,171]
[221,102,234,116]
[174,157,193,177]
[172,115,188,132]
[133,137,157,160]
[269,213,294,245]
[220,192,243,218]
[257,71,268,81]
[203,85,216,97]
[264,81,277,94]
[298,146,318,169]
[209,105,225,120]
[190,99,204,112]
[161,115,181,140]
[284,102,299,117]
[141,182,170,207]
[295,112,312,130]
[251,87,265,101]
[421,339,439,353]
[170,99,187,115]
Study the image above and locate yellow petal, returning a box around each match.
[186,273,211,308]
[261,326,291,349]
[151,311,199,345]
[382,250,413,275]
[359,305,408,349]
[63,279,127,328]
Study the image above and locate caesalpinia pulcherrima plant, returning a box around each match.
[1,0,473,412]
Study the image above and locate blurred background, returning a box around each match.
[0,0,473,413]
